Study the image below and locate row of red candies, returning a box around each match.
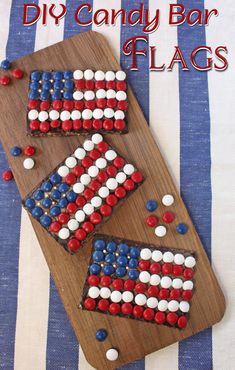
[74,79,127,91]
[29,118,126,133]
[137,260,194,279]
[28,99,128,111]
[0,69,24,86]
[83,298,188,328]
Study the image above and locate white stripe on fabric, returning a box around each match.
[0,0,12,59]
[146,1,179,369]
[14,209,50,370]
[79,347,96,370]
[148,0,180,187]
[34,0,66,51]
[206,1,235,369]
[92,0,121,61]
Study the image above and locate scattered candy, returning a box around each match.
[0,59,11,70]
[96,329,107,341]
[23,158,35,170]
[23,145,35,156]
[146,199,157,212]
[0,75,10,86]
[162,194,174,206]
[23,134,144,253]
[146,215,158,227]
[176,223,188,235]
[80,235,197,329]
[155,225,167,237]
[12,68,24,79]
[106,348,119,361]
[162,211,174,223]
[2,170,13,181]
[10,146,22,157]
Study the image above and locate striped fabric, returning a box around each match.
[0,0,234,369]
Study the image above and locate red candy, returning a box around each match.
[52,100,63,110]
[28,100,38,109]
[62,120,72,131]
[109,303,121,315]
[85,100,95,110]
[82,221,94,234]
[115,186,126,199]
[159,289,170,299]
[50,221,61,233]
[50,120,60,129]
[170,289,181,300]
[167,312,178,325]
[85,80,94,90]
[90,212,102,225]
[182,290,193,301]
[29,120,40,130]
[97,141,109,153]
[89,149,101,161]
[40,101,50,110]
[138,260,150,271]
[135,282,147,293]
[82,119,92,130]
[82,156,93,168]
[131,171,143,183]
[124,279,135,291]
[74,101,84,110]
[116,81,127,91]
[2,170,13,181]
[149,262,161,274]
[112,278,123,290]
[97,171,108,183]
[89,180,101,192]
[113,157,125,168]
[146,215,158,228]
[65,173,76,185]
[84,298,96,310]
[95,81,105,89]
[88,275,100,286]
[100,204,112,217]
[147,286,159,297]
[162,263,173,275]
[106,165,117,177]
[92,119,103,130]
[103,119,113,131]
[114,119,126,131]
[162,211,175,223]
[107,98,117,108]
[39,121,50,133]
[12,68,23,79]
[155,311,166,324]
[58,213,70,224]
[83,188,94,200]
[183,268,194,279]
[0,75,10,85]
[96,99,106,109]
[177,316,188,329]
[106,81,116,89]
[118,101,128,110]
[143,308,154,321]
[133,305,144,318]
[98,299,109,311]
[67,238,80,252]
[75,196,86,208]
[75,80,85,89]
[121,303,133,315]
[123,179,135,191]
[106,194,118,207]
[63,100,74,111]
[75,228,87,241]
[23,146,35,156]
[72,165,84,177]
[66,202,78,214]
[100,276,111,287]
[173,265,183,276]
[73,120,82,130]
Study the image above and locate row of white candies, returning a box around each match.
[139,248,196,267]
[87,286,190,313]
[73,69,126,81]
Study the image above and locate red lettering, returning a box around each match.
[214,46,228,71]
[122,36,148,71]
[23,4,41,26]
[168,47,189,71]
[169,4,185,26]
[75,4,92,26]
[191,46,213,71]
[150,46,165,71]
[49,4,66,25]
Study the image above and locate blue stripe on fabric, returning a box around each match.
[177,0,212,369]
[46,2,93,370]
[0,1,37,369]
[120,0,149,122]
[119,1,149,369]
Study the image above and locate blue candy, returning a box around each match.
[41,198,52,208]
[50,173,62,184]
[51,190,61,200]
[42,81,52,90]
[128,258,138,268]
[53,71,63,80]
[40,215,52,227]
[50,206,61,217]
[116,256,128,267]
[58,183,69,193]
[66,191,77,202]
[10,146,21,157]
[103,265,115,275]
[176,223,188,235]
[146,199,158,212]
[31,71,41,81]
[30,81,40,90]
[33,190,44,201]
[89,263,101,275]
[63,90,73,100]
[1,59,11,70]
[94,239,106,251]
[54,80,63,90]
[52,91,62,100]
[32,206,43,219]
[64,79,74,89]
[41,181,53,192]
[116,267,126,277]
[129,247,140,258]
[128,269,139,280]
[118,243,129,255]
[40,90,50,101]
[28,90,39,100]
[64,70,73,79]
[105,253,116,264]
[58,198,68,208]
[106,241,116,253]
[42,72,51,80]
[25,198,35,209]
[93,251,104,262]
[95,329,107,342]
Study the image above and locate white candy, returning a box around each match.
[116,172,126,184]
[74,147,86,160]
[75,210,86,222]
[58,228,70,240]
[80,174,91,185]
[65,157,77,168]
[73,183,85,194]
[106,178,118,190]
[147,297,158,309]
[96,158,107,169]
[60,110,70,121]
[88,286,100,299]
[116,91,127,101]
[83,203,94,215]
[82,109,92,120]
[123,164,135,175]
[151,250,163,262]
[57,165,69,177]
[155,225,167,237]
[67,219,79,231]
[94,70,105,81]
[28,109,38,120]
[139,271,151,283]
[183,280,194,290]
[106,348,119,362]
[98,186,109,198]
[104,108,114,118]
[140,248,152,260]
[163,251,174,263]
[174,253,185,265]
[96,89,106,99]
[105,71,115,81]
[100,287,111,299]
[179,301,190,313]
[23,158,35,170]
[114,110,125,120]
[91,196,102,208]
[83,140,94,151]
[135,293,147,306]
[84,90,95,101]
[185,256,196,268]
[73,91,83,100]
[158,300,168,312]
[110,290,122,303]
[93,108,103,119]
[106,89,116,99]
[38,111,49,122]
[172,278,183,289]
[168,300,179,312]
[88,166,99,178]
[122,291,134,303]
[116,70,126,81]
[162,194,174,206]
[105,150,117,161]
[91,133,103,144]
[161,276,172,289]
[71,110,81,120]
[49,110,60,120]
[73,70,83,80]
[150,274,161,286]
[84,69,94,80]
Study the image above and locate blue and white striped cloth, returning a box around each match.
[0,1,234,369]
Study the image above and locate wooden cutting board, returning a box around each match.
[0,31,225,369]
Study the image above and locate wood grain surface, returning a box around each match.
[0,31,225,369]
